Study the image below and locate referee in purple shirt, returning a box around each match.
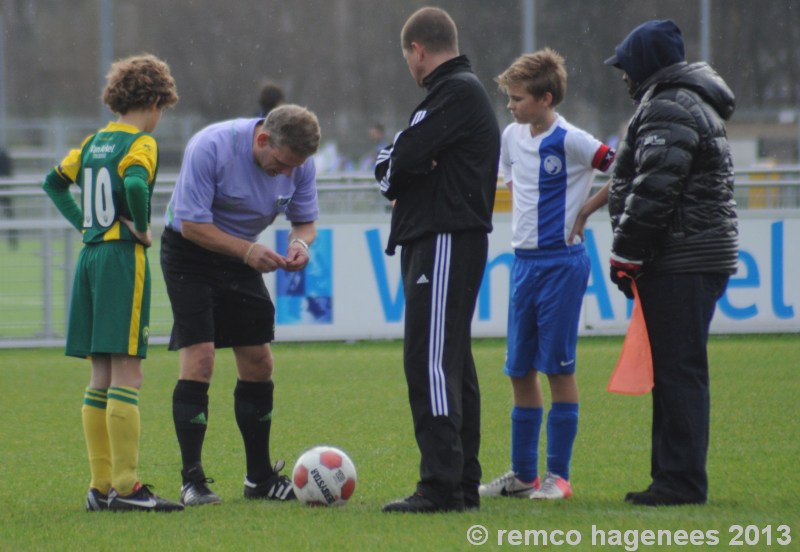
[160,105,321,506]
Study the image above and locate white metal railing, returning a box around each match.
[0,169,798,348]
[2,167,800,210]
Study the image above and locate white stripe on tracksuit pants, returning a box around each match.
[400,230,487,507]
[428,233,451,417]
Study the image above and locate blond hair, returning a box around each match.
[496,48,567,107]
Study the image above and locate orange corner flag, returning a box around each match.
[608,277,653,395]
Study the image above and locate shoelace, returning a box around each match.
[192,478,216,494]
[486,471,517,489]
[270,460,290,489]
[538,474,560,494]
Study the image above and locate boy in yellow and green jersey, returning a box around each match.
[42,53,182,512]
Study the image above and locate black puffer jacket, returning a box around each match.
[609,61,738,274]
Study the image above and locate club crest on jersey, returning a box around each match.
[542,155,563,175]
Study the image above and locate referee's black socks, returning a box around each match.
[173,379,210,482]
[234,379,274,483]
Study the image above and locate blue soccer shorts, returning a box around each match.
[504,244,590,377]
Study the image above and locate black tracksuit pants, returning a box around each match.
[637,272,729,502]
[400,230,487,508]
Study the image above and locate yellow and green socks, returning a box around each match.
[106,386,141,495]
[82,387,111,494]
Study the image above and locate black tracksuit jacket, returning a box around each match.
[375,56,500,255]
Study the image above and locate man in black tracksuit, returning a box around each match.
[376,7,500,513]
[605,20,737,506]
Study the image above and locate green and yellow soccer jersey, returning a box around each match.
[56,122,159,245]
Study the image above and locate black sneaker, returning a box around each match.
[382,492,446,513]
[181,464,221,506]
[625,489,706,507]
[108,483,184,512]
[85,488,109,512]
[447,495,479,512]
[243,460,296,501]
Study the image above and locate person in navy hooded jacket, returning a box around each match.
[605,19,737,506]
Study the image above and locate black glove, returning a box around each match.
[609,256,642,300]
[609,266,634,299]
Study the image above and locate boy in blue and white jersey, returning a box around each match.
[479,49,614,500]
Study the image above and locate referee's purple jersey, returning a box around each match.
[165,118,319,242]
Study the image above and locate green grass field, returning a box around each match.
[1,335,798,551]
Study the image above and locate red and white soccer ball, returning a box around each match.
[291,446,357,506]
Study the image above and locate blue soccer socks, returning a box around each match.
[546,402,579,481]
[511,406,543,482]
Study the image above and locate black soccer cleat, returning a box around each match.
[243,460,296,501]
[108,483,184,512]
[180,463,221,506]
[85,488,109,512]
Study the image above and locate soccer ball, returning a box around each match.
[291,446,357,506]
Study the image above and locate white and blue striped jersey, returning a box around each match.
[499,115,614,250]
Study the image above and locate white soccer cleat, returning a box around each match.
[478,470,540,498]
[530,472,572,500]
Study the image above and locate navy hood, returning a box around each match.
[605,19,685,86]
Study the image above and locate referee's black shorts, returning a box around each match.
[160,227,275,350]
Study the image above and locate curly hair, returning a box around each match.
[496,48,567,107]
[103,54,179,115]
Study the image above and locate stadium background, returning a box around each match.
[0,0,798,346]
[1,0,799,166]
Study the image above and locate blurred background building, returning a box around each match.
[0,0,798,173]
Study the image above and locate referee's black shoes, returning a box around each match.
[625,488,707,507]
[383,491,473,513]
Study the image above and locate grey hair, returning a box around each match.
[262,104,321,158]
